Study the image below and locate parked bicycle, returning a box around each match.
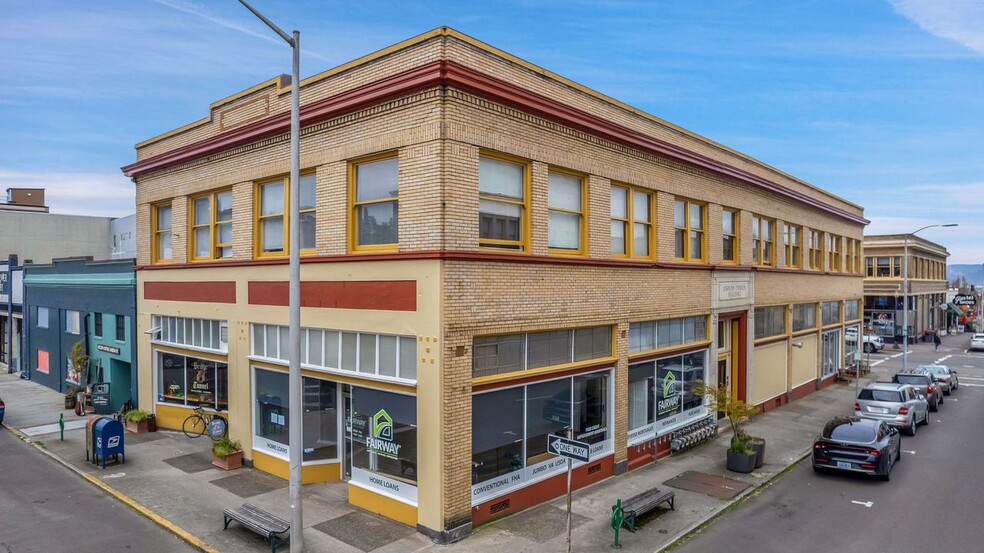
[182,405,227,440]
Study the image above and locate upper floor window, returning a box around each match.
[351,155,399,250]
[752,215,775,266]
[722,209,738,263]
[94,313,103,337]
[611,185,654,259]
[115,315,126,342]
[479,154,527,251]
[37,306,49,329]
[257,174,316,256]
[191,190,233,260]
[808,230,822,270]
[153,204,173,262]
[673,199,705,261]
[547,170,584,254]
[784,223,801,268]
[66,310,80,335]
[827,234,842,272]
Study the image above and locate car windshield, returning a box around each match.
[895,374,926,385]
[824,419,876,442]
[922,366,946,375]
[858,389,902,402]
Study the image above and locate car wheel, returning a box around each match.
[921,411,930,425]
[939,393,944,404]
[907,417,917,436]
[864,343,874,353]
[930,398,938,412]
[896,445,902,462]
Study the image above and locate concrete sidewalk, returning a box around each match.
[0,342,923,553]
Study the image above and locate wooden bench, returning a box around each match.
[614,488,675,532]
[223,503,290,553]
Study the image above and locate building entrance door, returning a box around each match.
[716,314,745,414]
[342,384,352,480]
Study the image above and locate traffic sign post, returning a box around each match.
[549,431,591,553]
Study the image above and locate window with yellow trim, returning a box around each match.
[808,230,823,270]
[827,234,842,272]
[722,209,738,263]
[783,223,801,268]
[479,154,528,251]
[153,203,172,263]
[190,190,232,260]
[351,156,399,250]
[547,169,584,254]
[673,199,705,261]
[752,215,775,266]
[610,185,654,258]
[257,173,316,256]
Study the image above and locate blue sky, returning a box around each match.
[1,0,982,263]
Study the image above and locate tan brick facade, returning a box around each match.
[127,28,866,541]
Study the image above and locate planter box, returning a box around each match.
[726,448,757,473]
[126,420,149,433]
[212,450,243,471]
[748,437,766,468]
[65,396,77,410]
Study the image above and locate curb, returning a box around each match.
[2,422,221,553]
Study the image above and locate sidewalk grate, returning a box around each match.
[312,510,414,552]
[663,470,751,499]
[209,470,287,498]
[163,451,214,474]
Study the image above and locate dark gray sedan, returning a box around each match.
[813,416,901,481]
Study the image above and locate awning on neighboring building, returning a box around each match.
[945,303,964,315]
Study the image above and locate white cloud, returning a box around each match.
[0,170,134,218]
[890,0,984,55]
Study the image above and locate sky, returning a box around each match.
[1,0,982,263]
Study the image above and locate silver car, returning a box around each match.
[915,364,959,395]
[855,382,929,436]
[891,371,943,411]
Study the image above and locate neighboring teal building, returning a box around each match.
[23,257,136,410]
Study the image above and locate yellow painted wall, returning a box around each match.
[790,334,818,387]
[252,451,340,484]
[349,484,418,527]
[751,341,787,404]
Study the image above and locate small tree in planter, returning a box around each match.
[212,436,243,470]
[124,409,151,433]
[693,380,761,473]
[66,340,89,410]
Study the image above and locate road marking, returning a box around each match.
[964,365,975,368]
[102,472,126,479]
[960,383,984,387]
[852,500,874,508]
[962,376,984,381]
[903,450,916,455]
[871,359,886,366]
[934,355,953,363]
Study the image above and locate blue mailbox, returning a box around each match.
[93,418,125,468]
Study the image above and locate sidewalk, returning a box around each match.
[0,343,924,553]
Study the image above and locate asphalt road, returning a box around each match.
[0,429,197,553]
[672,340,984,553]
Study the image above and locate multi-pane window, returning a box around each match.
[722,209,738,263]
[808,230,823,270]
[94,313,103,337]
[784,223,801,268]
[66,310,80,335]
[152,315,227,353]
[191,190,233,260]
[629,316,707,353]
[792,303,816,332]
[472,326,612,378]
[673,199,705,261]
[610,186,654,258]
[752,215,775,266]
[754,306,786,339]
[822,301,840,326]
[547,170,584,254]
[115,315,126,342]
[257,174,316,256]
[479,155,527,250]
[845,300,860,321]
[154,204,173,262]
[827,234,842,272]
[352,156,399,249]
[845,239,862,274]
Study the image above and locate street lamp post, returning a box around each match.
[902,224,958,373]
[237,2,302,551]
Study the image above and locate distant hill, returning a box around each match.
[948,264,984,287]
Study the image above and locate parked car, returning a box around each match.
[0,394,4,425]
[855,382,928,435]
[813,416,901,481]
[891,371,943,411]
[970,333,984,352]
[915,364,959,394]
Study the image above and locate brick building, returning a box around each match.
[123,28,866,541]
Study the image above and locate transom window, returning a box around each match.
[673,199,705,261]
[547,170,584,254]
[472,326,612,378]
[610,185,654,258]
[722,209,738,263]
[257,173,316,256]
[479,154,527,251]
[822,301,841,326]
[152,315,227,353]
[153,203,172,262]
[792,303,816,332]
[191,190,233,260]
[784,223,801,268]
[351,155,399,250]
[752,215,775,266]
[629,316,707,353]
[754,306,786,339]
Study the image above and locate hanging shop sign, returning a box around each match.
[96,344,121,355]
[953,294,977,306]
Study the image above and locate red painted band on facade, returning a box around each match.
[144,281,237,304]
[248,280,416,311]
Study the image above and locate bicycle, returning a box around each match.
[182,405,228,440]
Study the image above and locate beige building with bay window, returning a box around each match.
[124,27,867,542]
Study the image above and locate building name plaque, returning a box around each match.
[717,282,749,301]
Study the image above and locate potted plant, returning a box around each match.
[125,409,151,433]
[693,380,761,473]
[212,436,243,470]
[66,340,90,411]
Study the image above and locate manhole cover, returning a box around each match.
[663,470,751,499]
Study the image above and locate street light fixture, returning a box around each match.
[236,2,303,551]
[902,223,958,373]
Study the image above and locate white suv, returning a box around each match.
[970,333,984,352]
[847,328,885,353]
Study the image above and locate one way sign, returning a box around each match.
[547,434,590,463]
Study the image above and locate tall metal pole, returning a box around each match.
[237,3,302,551]
[902,234,909,372]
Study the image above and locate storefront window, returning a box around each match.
[628,362,655,432]
[472,387,524,485]
[573,373,608,445]
[158,351,228,410]
[630,351,707,441]
[253,369,339,461]
[350,387,417,484]
[526,379,570,466]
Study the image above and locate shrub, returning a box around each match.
[212,436,242,459]
[125,409,150,423]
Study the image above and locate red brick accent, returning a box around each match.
[789,380,817,402]
[144,281,236,304]
[248,280,416,311]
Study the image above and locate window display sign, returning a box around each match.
[350,387,417,500]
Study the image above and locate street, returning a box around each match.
[672,339,984,552]
[0,429,197,553]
